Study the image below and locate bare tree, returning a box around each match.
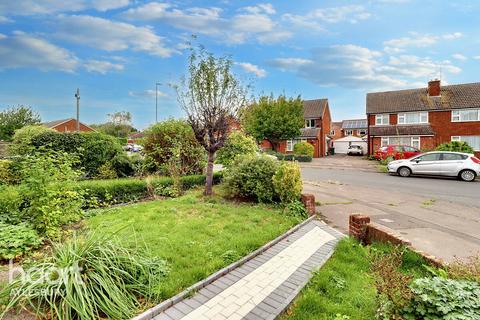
[175,47,248,195]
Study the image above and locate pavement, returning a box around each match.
[301,155,480,263]
[137,220,343,320]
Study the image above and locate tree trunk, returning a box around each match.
[204,151,215,196]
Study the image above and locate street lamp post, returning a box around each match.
[155,82,161,123]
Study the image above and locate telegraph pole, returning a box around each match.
[75,88,80,132]
[155,82,161,123]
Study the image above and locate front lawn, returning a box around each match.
[87,188,300,301]
[282,238,429,320]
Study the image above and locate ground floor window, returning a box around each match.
[286,139,307,152]
[380,136,421,149]
[451,136,480,151]
[345,130,353,136]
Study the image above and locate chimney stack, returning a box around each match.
[428,79,441,97]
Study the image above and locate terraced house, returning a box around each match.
[366,80,480,158]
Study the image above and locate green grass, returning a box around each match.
[87,188,300,301]
[282,238,429,320]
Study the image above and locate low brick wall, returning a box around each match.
[301,194,316,216]
[349,214,443,267]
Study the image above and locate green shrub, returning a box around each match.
[272,161,302,204]
[143,119,206,175]
[19,150,83,239]
[0,159,16,184]
[285,200,308,219]
[225,154,279,203]
[8,125,54,156]
[12,130,132,178]
[216,131,258,166]
[78,178,148,208]
[95,162,118,179]
[0,185,22,224]
[379,156,394,166]
[404,277,480,319]
[436,141,475,154]
[0,222,42,260]
[0,232,168,320]
[283,154,312,162]
[293,141,314,157]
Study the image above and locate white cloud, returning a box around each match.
[270,44,461,91]
[452,53,467,61]
[84,60,124,74]
[283,5,370,31]
[0,0,130,15]
[384,32,463,52]
[236,62,267,78]
[474,56,480,60]
[0,16,13,23]
[0,31,79,72]
[55,15,173,57]
[122,2,290,45]
[129,89,167,98]
[242,3,276,15]
[270,58,314,71]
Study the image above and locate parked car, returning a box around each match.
[375,145,421,160]
[124,143,143,152]
[387,151,480,182]
[347,145,363,156]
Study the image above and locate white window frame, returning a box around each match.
[381,136,421,149]
[305,119,315,128]
[330,129,335,136]
[381,137,389,147]
[286,140,293,152]
[397,112,428,124]
[451,109,480,122]
[451,136,480,151]
[345,129,353,136]
[375,114,389,125]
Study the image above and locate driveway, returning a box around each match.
[301,157,480,263]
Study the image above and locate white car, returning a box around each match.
[387,151,480,182]
[347,145,364,156]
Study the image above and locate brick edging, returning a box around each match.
[132,216,317,320]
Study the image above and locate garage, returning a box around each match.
[333,136,367,154]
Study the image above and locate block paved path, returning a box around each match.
[152,219,344,320]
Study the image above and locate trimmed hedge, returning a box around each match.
[77,172,223,208]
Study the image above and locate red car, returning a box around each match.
[374,145,421,160]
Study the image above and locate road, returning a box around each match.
[302,167,480,208]
[301,165,480,262]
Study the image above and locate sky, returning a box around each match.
[1,0,480,130]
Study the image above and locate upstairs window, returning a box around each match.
[305,119,315,128]
[398,112,428,124]
[451,109,480,122]
[375,114,389,125]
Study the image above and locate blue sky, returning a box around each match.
[1,0,479,129]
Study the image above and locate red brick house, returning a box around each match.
[367,80,480,158]
[43,118,95,133]
[261,99,332,158]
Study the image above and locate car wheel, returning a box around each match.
[459,169,476,182]
[398,167,411,177]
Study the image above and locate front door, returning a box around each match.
[410,153,442,174]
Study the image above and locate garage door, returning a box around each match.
[333,141,367,154]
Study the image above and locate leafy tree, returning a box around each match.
[216,131,258,166]
[90,111,137,138]
[175,46,248,195]
[0,106,41,141]
[242,95,304,151]
[143,119,205,176]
